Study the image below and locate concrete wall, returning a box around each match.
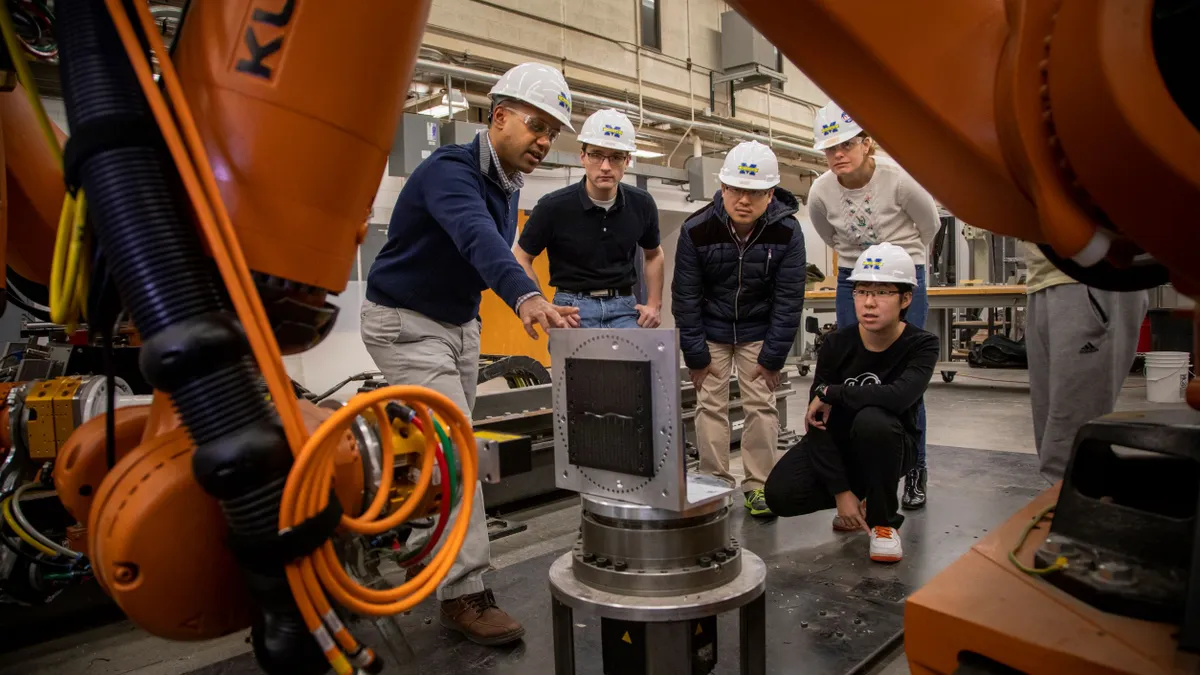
[422,0,829,143]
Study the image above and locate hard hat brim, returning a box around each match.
[717,174,780,191]
[847,270,919,285]
[812,128,863,151]
[529,99,576,133]
[578,137,637,152]
[494,95,576,133]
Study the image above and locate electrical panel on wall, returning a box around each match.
[388,114,441,177]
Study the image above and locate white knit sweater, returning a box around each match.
[807,158,940,267]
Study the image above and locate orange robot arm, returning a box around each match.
[0,83,67,290]
[730,0,1200,292]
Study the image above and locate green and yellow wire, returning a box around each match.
[0,2,90,331]
[1008,503,1068,576]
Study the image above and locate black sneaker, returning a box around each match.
[902,468,927,509]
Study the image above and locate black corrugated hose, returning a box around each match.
[55,2,326,673]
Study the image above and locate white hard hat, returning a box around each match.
[489,62,575,132]
[849,243,918,285]
[577,108,636,152]
[812,101,864,151]
[718,141,780,190]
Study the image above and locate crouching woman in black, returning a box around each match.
[765,243,937,563]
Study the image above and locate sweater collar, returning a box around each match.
[479,131,524,195]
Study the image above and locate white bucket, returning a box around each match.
[1143,351,1190,403]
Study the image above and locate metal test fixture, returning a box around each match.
[547,328,767,675]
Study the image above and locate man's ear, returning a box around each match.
[490,105,507,130]
[901,291,913,311]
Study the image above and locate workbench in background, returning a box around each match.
[797,285,1028,382]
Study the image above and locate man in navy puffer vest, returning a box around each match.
[672,141,807,518]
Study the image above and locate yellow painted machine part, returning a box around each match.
[25,376,84,460]
[478,210,555,366]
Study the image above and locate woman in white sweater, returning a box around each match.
[806,101,940,509]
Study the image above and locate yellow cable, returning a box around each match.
[62,191,89,328]
[2,497,60,558]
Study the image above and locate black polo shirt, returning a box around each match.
[518,180,660,292]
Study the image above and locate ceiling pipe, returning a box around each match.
[413,58,827,161]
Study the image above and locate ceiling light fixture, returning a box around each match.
[422,88,468,118]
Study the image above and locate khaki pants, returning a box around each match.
[695,340,779,492]
[360,300,490,600]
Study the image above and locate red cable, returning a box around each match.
[398,441,452,568]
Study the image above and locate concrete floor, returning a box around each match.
[0,370,1180,675]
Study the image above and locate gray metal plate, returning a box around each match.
[552,329,686,510]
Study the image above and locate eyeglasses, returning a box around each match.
[585,150,630,165]
[723,185,771,200]
[852,289,901,299]
[822,136,865,156]
[511,111,561,143]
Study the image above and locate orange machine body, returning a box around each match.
[170,0,430,296]
[54,405,155,525]
[82,398,365,640]
[729,0,1200,288]
[0,84,66,286]
[905,488,1200,675]
[724,0,1200,671]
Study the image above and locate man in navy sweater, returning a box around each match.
[361,62,579,646]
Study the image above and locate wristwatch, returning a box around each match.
[815,384,830,402]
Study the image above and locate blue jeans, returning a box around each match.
[553,292,640,329]
[835,264,930,469]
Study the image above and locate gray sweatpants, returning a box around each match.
[1026,284,1148,483]
[360,299,490,601]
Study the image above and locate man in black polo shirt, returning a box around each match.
[515,108,664,328]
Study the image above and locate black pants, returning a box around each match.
[764,406,913,529]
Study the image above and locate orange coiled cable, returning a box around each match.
[104,4,476,673]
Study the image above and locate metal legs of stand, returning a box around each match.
[553,596,576,675]
[739,592,767,675]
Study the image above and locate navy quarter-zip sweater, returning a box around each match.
[366,136,540,325]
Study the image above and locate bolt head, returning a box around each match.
[582,552,596,563]
[614,560,627,571]
[1043,535,1079,558]
[1095,561,1135,584]
[699,556,713,566]
[596,557,610,568]
[715,551,728,562]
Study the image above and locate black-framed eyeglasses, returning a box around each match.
[723,185,771,200]
[852,289,900,299]
[585,150,630,165]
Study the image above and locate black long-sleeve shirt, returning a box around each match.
[808,323,938,493]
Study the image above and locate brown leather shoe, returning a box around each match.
[439,589,525,646]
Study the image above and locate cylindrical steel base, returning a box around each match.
[550,550,767,675]
[572,494,741,597]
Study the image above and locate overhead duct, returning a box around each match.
[413,59,827,161]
